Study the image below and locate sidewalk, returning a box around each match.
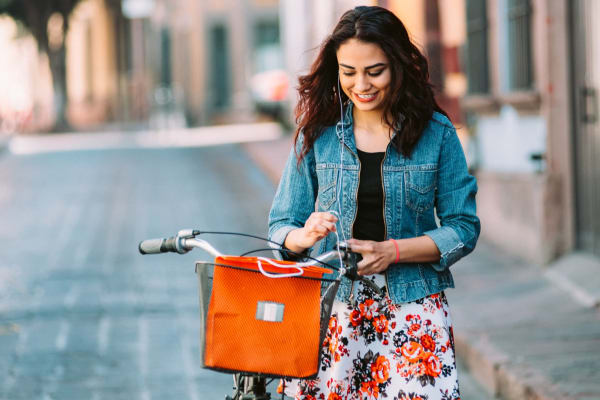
[0,132,10,155]
[243,137,600,400]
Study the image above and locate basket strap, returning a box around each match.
[256,257,304,278]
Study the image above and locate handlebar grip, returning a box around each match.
[139,237,178,254]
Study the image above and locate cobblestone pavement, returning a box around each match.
[0,145,276,400]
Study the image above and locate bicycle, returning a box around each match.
[138,229,381,399]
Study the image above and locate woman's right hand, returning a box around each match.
[284,212,338,252]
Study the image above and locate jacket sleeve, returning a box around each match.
[268,135,318,259]
[423,125,481,271]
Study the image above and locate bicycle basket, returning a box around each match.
[197,255,336,379]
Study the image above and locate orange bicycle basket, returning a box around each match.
[201,256,333,378]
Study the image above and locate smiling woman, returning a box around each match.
[268,5,480,400]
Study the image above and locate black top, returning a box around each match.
[352,149,386,242]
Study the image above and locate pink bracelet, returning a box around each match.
[390,239,400,263]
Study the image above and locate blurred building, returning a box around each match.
[0,16,54,132]
[150,0,283,126]
[455,0,599,265]
[70,0,284,128]
[66,0,122,128]
[1,0,285,132]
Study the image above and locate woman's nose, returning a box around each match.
[354,74,371,92]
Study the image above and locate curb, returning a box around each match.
[454,334,573,400]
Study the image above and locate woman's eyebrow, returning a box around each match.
[339,62,387,70]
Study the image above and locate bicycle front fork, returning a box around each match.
[227,374,271,400]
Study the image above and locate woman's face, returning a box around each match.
[336,38,392,114]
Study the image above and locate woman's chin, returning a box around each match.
[351,100,384,113]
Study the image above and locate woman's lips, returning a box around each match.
[353,92,378,103]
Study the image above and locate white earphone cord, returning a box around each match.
[330,75,347,277]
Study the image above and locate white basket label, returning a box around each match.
[255,301,284,322]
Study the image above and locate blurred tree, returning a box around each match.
[0,0,120,131]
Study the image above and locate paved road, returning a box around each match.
[0,145,276,400]
[0,142,491,400]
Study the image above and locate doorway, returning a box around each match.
[572,0,600,257]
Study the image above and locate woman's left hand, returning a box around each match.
[347,238,396,276]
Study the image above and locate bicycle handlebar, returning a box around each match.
[138,229,346,265]
[138,229,381,294]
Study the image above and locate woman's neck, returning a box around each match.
[353,106,381,126]
[352,107,392,152]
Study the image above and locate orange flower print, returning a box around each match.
[327,392,342,400]
[359,299,378,320]
[423,352,442,377]
[420,334,436,352]
[373,315,389,333]
[350,309,362,327]
[401,341,423,363]
[409,323,421,335]
[360,380,379,398]
[370,355,391,384]
[328,316,338,332]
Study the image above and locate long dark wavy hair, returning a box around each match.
[294,6,448,161]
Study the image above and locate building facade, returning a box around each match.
[457,0,600,264]
[153,0,282,126]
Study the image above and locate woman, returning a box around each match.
[268,6,479,400]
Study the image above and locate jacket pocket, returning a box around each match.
[316,165,338,211]
[405,166,437,213]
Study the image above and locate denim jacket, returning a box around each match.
[268,104,480,304]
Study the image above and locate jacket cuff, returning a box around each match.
[423,226,465,271]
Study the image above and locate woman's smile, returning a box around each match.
[354,91,379,102]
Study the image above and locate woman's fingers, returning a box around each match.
[313,212,338,225]
[306,212,338,234]
[321,212,338,222]
[348,239,391,276]
[347,238,373,253]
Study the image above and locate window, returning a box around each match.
[465,0,490,94]
[253,19,281,73]
[507,0,533,90]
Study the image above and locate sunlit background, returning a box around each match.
[0,1,599,399]
[1,0,598,263]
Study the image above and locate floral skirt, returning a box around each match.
[279,275,461,400]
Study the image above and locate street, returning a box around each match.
[0,144,276,400]
[0,140,494,400]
